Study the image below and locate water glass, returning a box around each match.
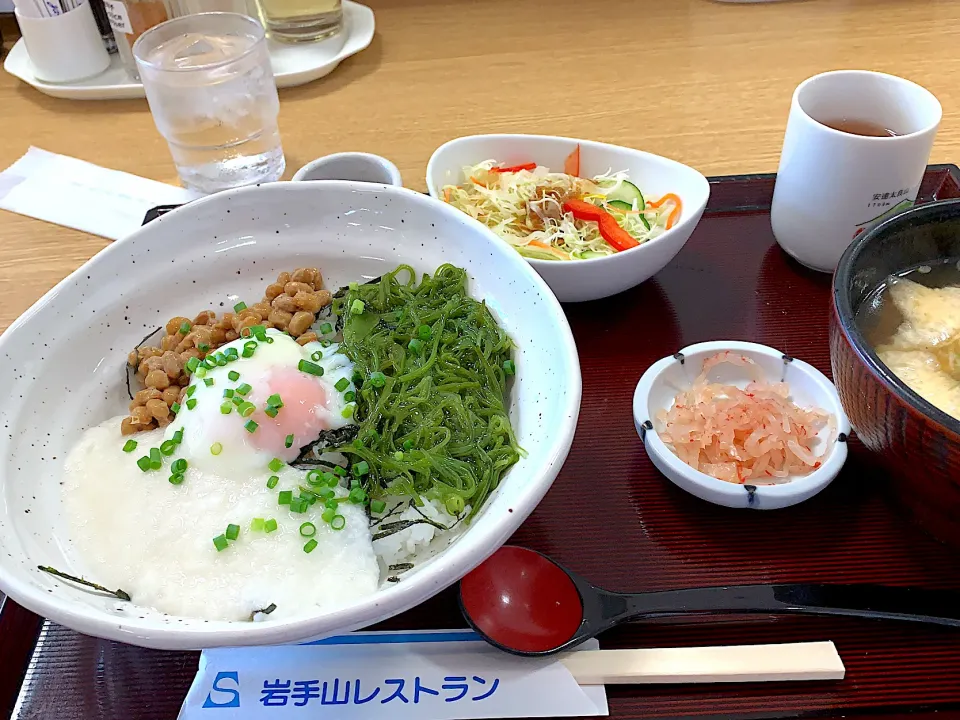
[134,12,285,193]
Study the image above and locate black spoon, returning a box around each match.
[458,545,960,656]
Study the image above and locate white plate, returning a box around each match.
[2,0,374,101]
[0,180,581,649]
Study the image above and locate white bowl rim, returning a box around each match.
[0,179,583,649]
[632,340,851,505]
[425,132,711,267]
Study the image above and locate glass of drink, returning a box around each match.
[255,0,341,43]
[133,12,285,193]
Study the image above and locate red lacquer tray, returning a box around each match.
[5,168,960,720]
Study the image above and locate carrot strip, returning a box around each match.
[648,193,683,230]
[564,144,581,177]
[443,188,452,202]
[528,240,570,259]
[469,176,488,188]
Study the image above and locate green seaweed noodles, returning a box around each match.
[333,264,520,520]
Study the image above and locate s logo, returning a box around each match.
[202,671,241,709]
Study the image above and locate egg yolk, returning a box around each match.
[247,367,334,459]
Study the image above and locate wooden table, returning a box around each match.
[3,0,960,332]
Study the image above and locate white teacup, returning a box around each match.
[771,70,941,272]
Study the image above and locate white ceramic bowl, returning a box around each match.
[0,181,582,649]
[426,134,711,302]
[633,341,850,509]
[293,153,403,186]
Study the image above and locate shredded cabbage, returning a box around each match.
[441,160,674,261]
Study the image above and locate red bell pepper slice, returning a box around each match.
[490,162,537,173]
[562,199,640,253]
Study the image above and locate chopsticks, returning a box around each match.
[560,641,845,685]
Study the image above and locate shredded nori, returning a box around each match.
[333,264,520,519]
[292,425,360,468]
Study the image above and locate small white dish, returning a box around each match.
[293,153,402,186]
[633,341,850,510]
[425,133,710,303]
[2,0,374,101]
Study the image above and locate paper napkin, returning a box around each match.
[179,629,609,719]
[0,147,199,240]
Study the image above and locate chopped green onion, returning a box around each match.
[197,342,210,352]
[244,419,258,433]
[201,358,215,370]
[267,393,282,407]
[149,447,162,470]
[324,498,339,511]
[122,439,138,453]
[320,339,332,348]
[353,461,370,476]
[251,517,265,532]
[333,465,347,477]
[159,440,177,456]
[323,472,338,487]
[225,523,240,541]
[278,490,292,505]
[343,391,356,403]
[268,457,284,472]
[503,359,516,376]
[186,398,197,411]
[170,402,181,415]
[232,396,244,406]
[172,458,188,474]
[370,499,386,514]
[266,475,279,489]
[173,429,184,444]
[349,487,367,504]
[265,406,278,418]
[224,347,239,359]
[306,470,324,486]
[300,522,317,537]
[318,486,336,500]
[223,388,234,398]
[284,434,294,449]
[369,371,386,388]
[298,360,324,376]
[250,324,267,339]
[311,350,323,362]
[418,324,432,340]
[341,404,355,419]
[241,346,255,359]
[185,384,197,397]
[330,515,346,531]
[234,301,247,312]
[136,455,152,472]
[204,377,215,387]
[238,402,255,417]
[393,451,404,461]
[334,377,350,392]
[214,353,228,367]
[213,534,228,551]
[319,322,333,335]
[211,442,223,456]
[408,338,423,353]
[321,508,335,523]
[445,495,466,515]
[228,370,240,382]
[303,539,318,553]
[264,518,278,533]
[236,383,252,395]
[350,478,360,489]
[220,402,232,414]
[403,439,414,451]
[350,299,365,315]
[179,321,191,335]
[195,366,207,379]
[289,498,307,514]
[168,472,184,485]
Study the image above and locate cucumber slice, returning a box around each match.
[603,180,645,208]
[606,199,634,212]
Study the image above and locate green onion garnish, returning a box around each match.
[232,396,244,406]
[370,499,386,514]
[284,434,294,449]
[122,439,138,453]
[197,342,210,352]
[408,338,423,353]
[503,359,516,375]
[224,347,238,359]
[223,389,234,398]
[369,371,386,388]
[228,370,240,382]
[403,439,414,451]
[300,522,317,537]
[244,419,258,433]
[173,429,184,444]
[265,407,279,418]
[330,515,346,531]
[321,508,335,523]
[211,442,223,456]
[195,367,207,379]
[220,402,232,414]
[241,346,255,359]
[136,455,151,472]
[353,460,369,476]
[169,473,184,485]
[186,398,197,410]
[251,518,265,531]
[214,354,228,367]
[306,470,324,486]
[149,447,162,470]
[393,451,404,461]
[333,465,347,477]
[225,523,240,541]
[264,518,278,533]
[278,490,292,505]
[159,440,176,456]
[445,495,466,515]
[350,299,365,315]
[204,378,214,387]
[179,321,191,335]
[213,534,229,551]
[266,475,279,489]
[268,457,284,472]
[170,402,181,415]
[298,360,324,376]
[319,322,333,335]
[201,358,215,370]
[234,301,247,312]
[334,377,350,392]
[418,324,432,340]
[343,391,356,403]
[349,487,367,504]
[185,385,197,397]
[318,486,335,500]
[350,478,360,489]
[236,383,252,395]
[311,350,323,362]
[289,498,307,514]
[239,402,256,417]
[320,339,332,348]
[323,472,338,487]
[250,324,267,339]
[267,393,282,407]
[172,458,188,474]
[303,539,318,553]
[341,404,355,419]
